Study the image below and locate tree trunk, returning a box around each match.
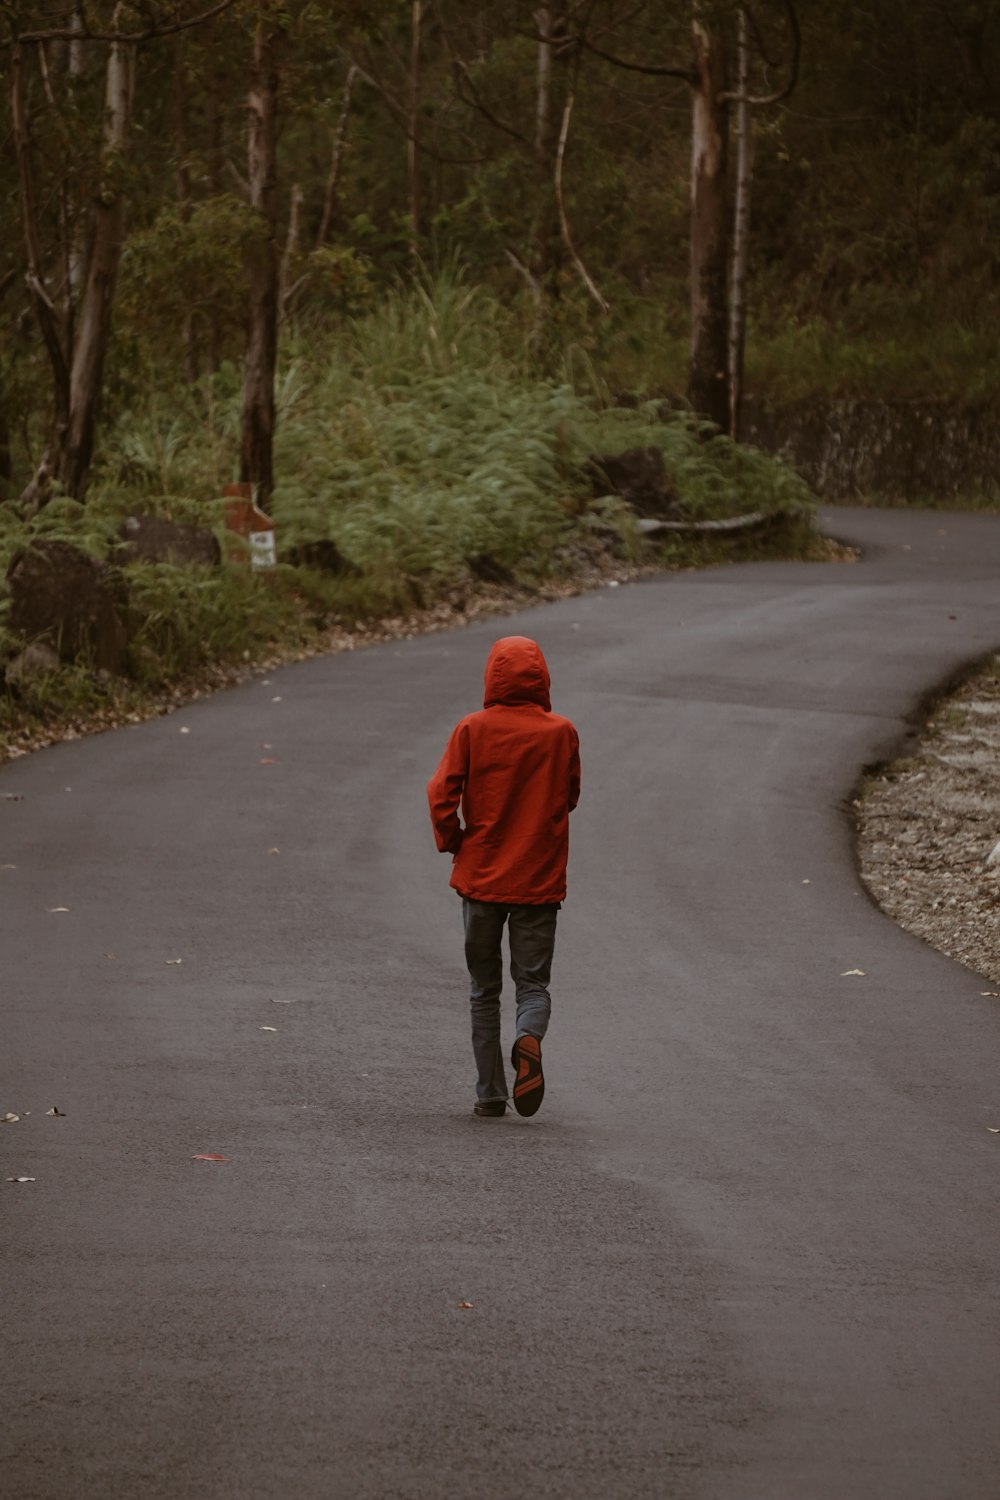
[240,3,280,510]
[316,65,357,249]
[728,5,752,439]
[407,0,422,254]
[688,10,730,431]
[58,25,136,499]
[174,36,200,385]
[10,41,71,463]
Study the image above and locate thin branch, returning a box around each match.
[452,59,534,150]
[577,35,694,82]
[720,0,800,106]
[347,56,490,164]
[316,64,357,248]
[554,92,609,313]
[10,44,70,406]
[12,0,240,47]
[504,247,543,310]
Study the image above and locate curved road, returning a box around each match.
[3,507,999,1500]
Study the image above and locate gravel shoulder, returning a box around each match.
[856,651,1000,986]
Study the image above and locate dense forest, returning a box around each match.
[0,2,997,732]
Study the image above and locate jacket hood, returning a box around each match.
[483,636,551,710]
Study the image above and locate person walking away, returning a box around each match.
[427,636,581,1118]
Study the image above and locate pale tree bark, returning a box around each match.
[316,65,357,249]
[688,8,730,431]
[728,4,752,438]
[59,21,136,499]
[239,1,280,510]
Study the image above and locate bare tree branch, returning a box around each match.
[346,55,491,164]
[452,59,534,150]
[554,91,609,312]
[720,0,800,106]
[316,65,357,249]
[11,0,240,47]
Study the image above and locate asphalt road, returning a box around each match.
[3,506,999,1500]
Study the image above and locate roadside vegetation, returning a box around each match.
[1,3,997,756]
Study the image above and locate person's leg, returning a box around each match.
[462,898,509,1104]
[508,903,559,1042]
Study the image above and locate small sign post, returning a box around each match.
[222,482,276,568]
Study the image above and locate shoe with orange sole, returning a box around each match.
[511,1034,544,1117]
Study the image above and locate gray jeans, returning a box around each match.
[462,898,559,1103]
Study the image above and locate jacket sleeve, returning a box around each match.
[568,727,581,812]
[427,721,469,854]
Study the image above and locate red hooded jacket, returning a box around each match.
[427,636,581,905]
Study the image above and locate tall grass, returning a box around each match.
[1,267,815,716]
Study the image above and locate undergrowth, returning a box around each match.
[0,269,823,755]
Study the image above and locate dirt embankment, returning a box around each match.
[856,653,1000,987]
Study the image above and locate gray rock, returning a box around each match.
[6,540,128,673]
[4,641,61,685]
[117,515,221,568]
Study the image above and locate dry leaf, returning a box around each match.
[2,1112,20,1124]
[6,1176,35,1183]
[259,1026,278,1032]
[980,992,1000,998]
[457,1300,474,1310]
[259,757,277,765]
[840,969,866,976]
[46,1107,65,1117]
[191,1153,227,1162]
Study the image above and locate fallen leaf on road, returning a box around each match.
[191,1153,227,1162]
[841,969,866,976]
[457,1301,474,1309]
[165,958,183,965]
[46,1107,65,1117]
[259,1026,278,1032]
[980,992,1000,998]
[259,758,277,765]
[6,1176,35,1183]
[988,1128,1000,1135]
[2,1112,20,1124]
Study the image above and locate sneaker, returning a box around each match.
[511,1034,544,1117]
[473,1100,507,1118]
